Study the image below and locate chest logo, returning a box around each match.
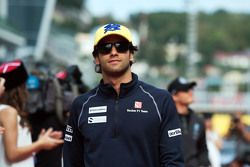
[127,101,148,113]
[88,116,107,124]
[89,106,107,114]
[134,101,142,109]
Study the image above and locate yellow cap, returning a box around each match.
[94,23,132,46]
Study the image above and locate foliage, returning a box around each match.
[198,11,250,66]
[130,11,250,71]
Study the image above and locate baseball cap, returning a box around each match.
[94,23,133,47]
[0,60,28,90]
[168,77,196,94]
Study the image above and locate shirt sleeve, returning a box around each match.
[63,99,85,167]
[159,96,184,167]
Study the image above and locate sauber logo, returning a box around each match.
[168,128,182,137]
[134,101,142,109]
[88,116,107,124]
[127,101,148,113]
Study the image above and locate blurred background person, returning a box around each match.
[55,65,89,121]
[204,113,223,167]
[167,76,211,167]
[26,71,66,167]
[26,64,88,167]
[233,112,250,143]
[224,112,250,166]
[0,60,64,167]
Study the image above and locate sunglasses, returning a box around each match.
[97,42,130,54]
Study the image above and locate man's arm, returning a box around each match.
[160,96,184,166]
[63,99,84,167]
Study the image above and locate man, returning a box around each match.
[168,77,211,167]
[63,23,184,167]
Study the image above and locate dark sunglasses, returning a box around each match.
[97,42,130,54]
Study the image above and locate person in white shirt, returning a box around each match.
[0,60,64,167]
[204,114,223,167]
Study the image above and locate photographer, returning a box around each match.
[226,112,250,166]
[233,114,250,142]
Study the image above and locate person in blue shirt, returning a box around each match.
[63,23,184,167]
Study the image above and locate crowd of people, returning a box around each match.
[0,23,249,167]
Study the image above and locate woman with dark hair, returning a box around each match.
[0,60,64,167]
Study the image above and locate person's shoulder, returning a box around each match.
[138,80,170,96]
[73,87,99,104]
[0,104,16,113]
[0,105,17,121]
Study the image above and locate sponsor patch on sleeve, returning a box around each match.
[66,125,73,133]
[64,134,73,142]
[168,128,182,137]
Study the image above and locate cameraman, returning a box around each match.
[233,114,250,142]
[227,112,250,166]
